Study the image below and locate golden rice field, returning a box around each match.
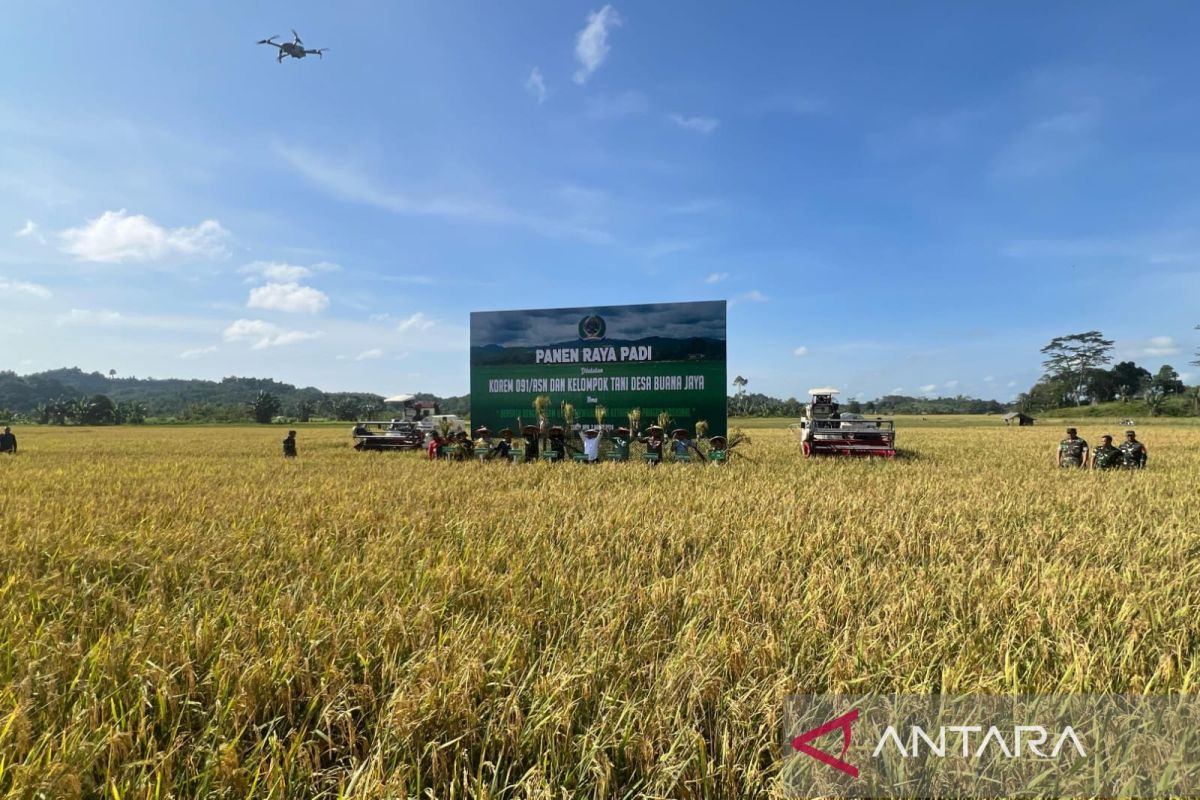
[1,419,1198,798]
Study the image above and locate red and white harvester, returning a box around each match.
[792,387,896,458]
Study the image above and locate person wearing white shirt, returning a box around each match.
[579,427,601,462]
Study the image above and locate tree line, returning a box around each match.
[1015,330,1199,416]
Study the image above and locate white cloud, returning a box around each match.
[1007,380,1018,387]
[731,289,768,304]
[944,380,959,389]
[14,220,45,243]
[525,67,547,104]
[240,261,313,282]
[573,5,621,84]
[1138,336,1181,357]
[58,209,229,264]
[983,375,995,382]
[793,346,809,357]
[56,308,123,326]
[354,348,384,361]
[668,113,719,134]
[890,387,905,395]
[396,312,435,334]
[704,272,729,284]
[919,384,937,393]
[179,346,218,359]
[223,318,323,349]
[277,145,609,243]
[0,277,51,298]
[247,282,329,314]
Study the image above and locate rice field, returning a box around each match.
[1,420,1197,798]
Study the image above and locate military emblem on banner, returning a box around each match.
[578,314,606,340]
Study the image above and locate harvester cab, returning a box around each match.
[790,387,896,458]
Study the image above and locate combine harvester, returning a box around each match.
[791,387,896,458]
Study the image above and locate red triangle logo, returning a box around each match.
[791,708,859,778]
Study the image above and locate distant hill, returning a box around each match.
[0,368,469,422]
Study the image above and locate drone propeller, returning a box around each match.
[310,48,328,58]
[291,28,303,44]
[257,35,279,45]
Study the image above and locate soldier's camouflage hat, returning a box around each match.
[1066,427,1077,434]
[1126,430,1136,436]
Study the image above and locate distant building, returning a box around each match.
[1002,411,1035,426]
[412,401,439,419]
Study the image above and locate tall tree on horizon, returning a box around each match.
[1040,331,1115,406]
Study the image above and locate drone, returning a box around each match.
[257,29,327,63]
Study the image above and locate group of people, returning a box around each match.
[1056,427,1148,469]
[427,425,728,464]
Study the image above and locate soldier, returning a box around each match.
[0,425,15,455]
[282,430,297,458]
[521,425,540,463]
[670,428,704,462]
[1090,434,1123,470]
[609,426,632,462]
[1055,427,1088,469]
[1120,430,1148,469]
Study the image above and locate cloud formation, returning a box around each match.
[704,272,729,284]
[793,346,809,357]
[396,312,435,334]
[1138,336,1181,357]
[179,346,218,360]
[247,282,330,314]
[59,210,229,264]
[56,308,123,326]
[14,220,45,243]
[240,261,313,282]
[574,5,621,84]
[525,68,547,104]
[223,319,323,349]
[669,113,719,134]
[0,277,51,298]
[354,348,384,361]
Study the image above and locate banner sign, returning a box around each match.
[470,301,727,436]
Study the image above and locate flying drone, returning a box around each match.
[257,29,327,63]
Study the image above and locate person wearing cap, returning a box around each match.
[1091,434,1123,470]
[1119,430,1148,469]
[521,425,540,463]
[473,427,492,462]
[639,425,664,464]
[282,430,298,458]
[609,427,632,461]
[454,430,474,460]
[578,426,601,462]
[1055,427,1088,468]
[0,426,15,455]
[707,435,728,464]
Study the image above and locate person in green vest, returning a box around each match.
[1055,427,1088,469]
[706,435,728,464]
[608,426,632,461]
[1090,434,1123,470]
[639,425,664,465]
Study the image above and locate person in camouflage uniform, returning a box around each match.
[1119,430,1148,469]
[1090,434,1123,470]
[1056,427,1088,468]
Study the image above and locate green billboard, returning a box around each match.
[470,301,727,437]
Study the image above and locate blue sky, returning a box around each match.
[3,2,1198,400]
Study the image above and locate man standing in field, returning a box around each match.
[282,430,297,458]
[521,425,540,463]
[0,426,16,455]
[1091,434,1123,470]
[1056,427,1088,468]
[1120,430,1148,468]
[578,427,601,462]
[609,427,632,461]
